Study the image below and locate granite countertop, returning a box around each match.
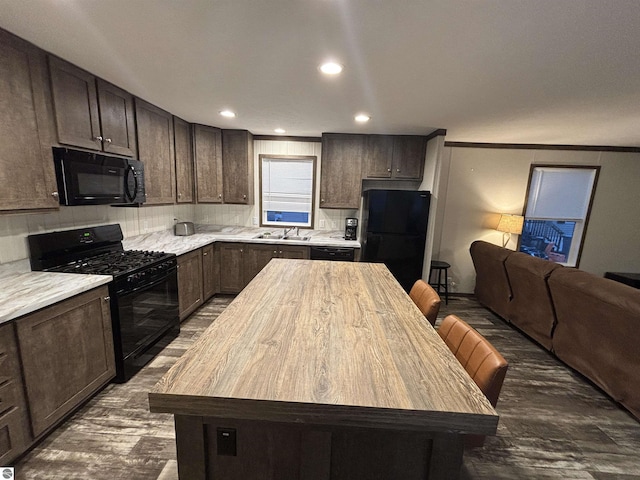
[0,259,112,325]
[0,224,359,325]
[122,224,361,256]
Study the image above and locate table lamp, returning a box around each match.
[496,214,524,248]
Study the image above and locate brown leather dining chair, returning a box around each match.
[437,314,509,446]
[409,279,441,326]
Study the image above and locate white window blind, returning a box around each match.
[526,167,597,220]
[261,156,315,227]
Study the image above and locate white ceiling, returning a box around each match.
[1,0,639,146]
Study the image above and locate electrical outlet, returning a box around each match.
[319,219,326,228]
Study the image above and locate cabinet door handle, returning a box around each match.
[396,168,400,172]
[51,191,59,198]
[273,250,277,254]
[94,136,103,142]
[243,194,247,199]
[203,252,208,256]
[387,168,392,172]
[218,194,222,199]
[321,198,325,203]
[178,193,182,199]
[103,296,111,302]
[105,138,112,143]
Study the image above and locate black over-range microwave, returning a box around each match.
[52,147,146,206]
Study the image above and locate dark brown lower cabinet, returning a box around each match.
[0,323,31,465]
[219,243,246,294]
[220,243,310,294]
[15,286,115,439]
[178,249,204,321]
[202,243,220,301]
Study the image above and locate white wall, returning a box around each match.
[432,146,640,294]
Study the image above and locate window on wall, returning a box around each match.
[260,155,316,228]
[519,165,600,267]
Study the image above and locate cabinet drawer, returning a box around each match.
[0,405,31,465]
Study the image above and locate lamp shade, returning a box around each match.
[496,214,524,234]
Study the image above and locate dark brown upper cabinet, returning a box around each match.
[135,98,175,205]
[194,124,223,203]
[364,135,426,180]
[173,116,194,203]
[49,56,136,156]
[222,129,254,204]
[0,29,59,212]
[319,133,364,209]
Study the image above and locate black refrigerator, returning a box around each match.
[362,189,431,292]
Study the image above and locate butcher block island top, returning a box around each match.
[149,259,498,479]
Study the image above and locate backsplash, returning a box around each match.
[0,204,194,264]
[0,203,357,265]
[193,204,358,232]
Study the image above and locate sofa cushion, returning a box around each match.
[549,268,640,420]
[469,240,513,319]
[504,252,562,350]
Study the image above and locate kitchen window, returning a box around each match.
[519,165,600,267]
[259,155,316,228]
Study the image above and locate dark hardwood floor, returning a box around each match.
[13,294,640,479]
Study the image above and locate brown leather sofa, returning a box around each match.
[470,240,640,421]
[549,268,640,420]
[469,240,513,319]
[504,252,562,350]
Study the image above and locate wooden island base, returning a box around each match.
[174,415,463,480]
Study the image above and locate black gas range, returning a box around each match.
[28,224,179,383]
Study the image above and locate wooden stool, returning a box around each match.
[429,260,451,304]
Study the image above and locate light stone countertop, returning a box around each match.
[0,224,359,325]
[0,259,112,325]
[122,224,361,256]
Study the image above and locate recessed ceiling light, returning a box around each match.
[319,62,343,75]
[274,128,286,134]
[219,110,236,118]
[355,113,371,123]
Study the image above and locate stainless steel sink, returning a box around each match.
[282,236,310,241]
[253,233,285,239]
[253,233,311,241]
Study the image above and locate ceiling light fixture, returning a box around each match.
[319,62,343,75]
[355,113,371,123]
[274,128,286,134]
[219,110,236,118]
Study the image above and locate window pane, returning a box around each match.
[260,155,315,228]
[519,219,576,263]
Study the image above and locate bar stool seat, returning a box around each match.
[429,260,451,304]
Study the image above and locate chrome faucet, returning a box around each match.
[283,226,294,237]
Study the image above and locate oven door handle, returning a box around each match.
[116,267,176,296]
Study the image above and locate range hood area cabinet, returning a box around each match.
[0,29,59,212]
[48,56,137,157]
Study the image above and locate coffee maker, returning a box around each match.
[345,218,358,240]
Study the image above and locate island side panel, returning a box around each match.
[178,416,456,480]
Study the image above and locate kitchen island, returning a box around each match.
[149,259,498,480]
